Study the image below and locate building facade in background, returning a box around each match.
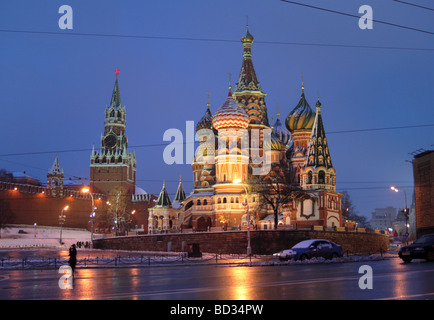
[413,150,434,237]
[369,206,397,231]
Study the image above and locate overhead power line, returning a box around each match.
[327,123,434,135]
[280,0,434,36]
[0,123,432,157]
[0,29,433,52]
[392,0,434,12]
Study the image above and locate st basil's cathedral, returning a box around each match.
[148,26,343,233]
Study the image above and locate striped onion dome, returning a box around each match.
[212,91,249,130]
[285,87,315,132]
[264,132,284,151]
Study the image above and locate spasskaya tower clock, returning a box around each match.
[90,70,137,195]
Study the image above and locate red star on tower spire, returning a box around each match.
[115,68,119,75]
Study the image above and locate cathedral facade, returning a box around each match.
[149,26,343,233]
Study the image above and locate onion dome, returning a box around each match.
[212,89,249,130]
[241,25,254,44]
[272,107,292,146]
[196,101,216,134]
[264,132,284,151]
[285,86,315,132]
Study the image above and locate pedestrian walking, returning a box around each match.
[68,244,77,275]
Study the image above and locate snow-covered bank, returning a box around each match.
[0,225,92,249]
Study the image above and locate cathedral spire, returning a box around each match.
[235,25,260,93]
[174,176,186,203]
[305,99,333,170]
[233,24,269,127]
[155,180,172,208]
[299,98,336,191]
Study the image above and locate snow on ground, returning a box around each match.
[0,225,92,249]
[0,225,398,270]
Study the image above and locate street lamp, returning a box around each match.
[390,186,409,240]
[81,187,96,248]
[59,205,69,244]
[233,179,252,257]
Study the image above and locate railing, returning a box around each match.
[0,249,396,270]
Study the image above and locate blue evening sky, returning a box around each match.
[0,0,433,218]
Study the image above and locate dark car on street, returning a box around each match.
[274,239,343,261]
[398,233,434,263]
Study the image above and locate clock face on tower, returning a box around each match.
[104,133,117,149]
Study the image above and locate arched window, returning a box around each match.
[307,171,313,184]
[223,197,227,204]
[318,171,325,184]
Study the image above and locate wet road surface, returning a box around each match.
[1,255,434,300]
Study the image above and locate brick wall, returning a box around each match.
[0,186,153,231]
[413,151,434,237]
[93,230,389,255]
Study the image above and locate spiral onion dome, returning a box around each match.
[264,132,284,151]
[272,117,292,146]
[212,92,249,130]
[285,90,315,132]
[196,106,216,134]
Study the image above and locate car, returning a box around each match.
[398,233,434,263]
[274,239,343,261]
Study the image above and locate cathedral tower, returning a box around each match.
[90,70,136,195]
[232,25,270,159]
[285,84,315,185]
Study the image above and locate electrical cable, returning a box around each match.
[280,0,434,35]
[392,0,434,12]
[0,28,433,52]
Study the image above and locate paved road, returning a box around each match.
[1,255,434,300]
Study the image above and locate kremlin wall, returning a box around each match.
[0,172,155,233]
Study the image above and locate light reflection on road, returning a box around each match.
[2,256,434,300]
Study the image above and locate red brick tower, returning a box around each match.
[90,70,136,195]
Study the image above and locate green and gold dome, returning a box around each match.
[285,86,315,132]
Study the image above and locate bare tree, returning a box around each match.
[103,186,133,235]
[248,164,300,230]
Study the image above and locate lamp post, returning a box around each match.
[59,205,69,244]
[81,187,95,248]
[233,179,251,257]
[390,186,409,240]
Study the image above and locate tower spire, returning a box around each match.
[110,69,121,108]
[174,176,186,203]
